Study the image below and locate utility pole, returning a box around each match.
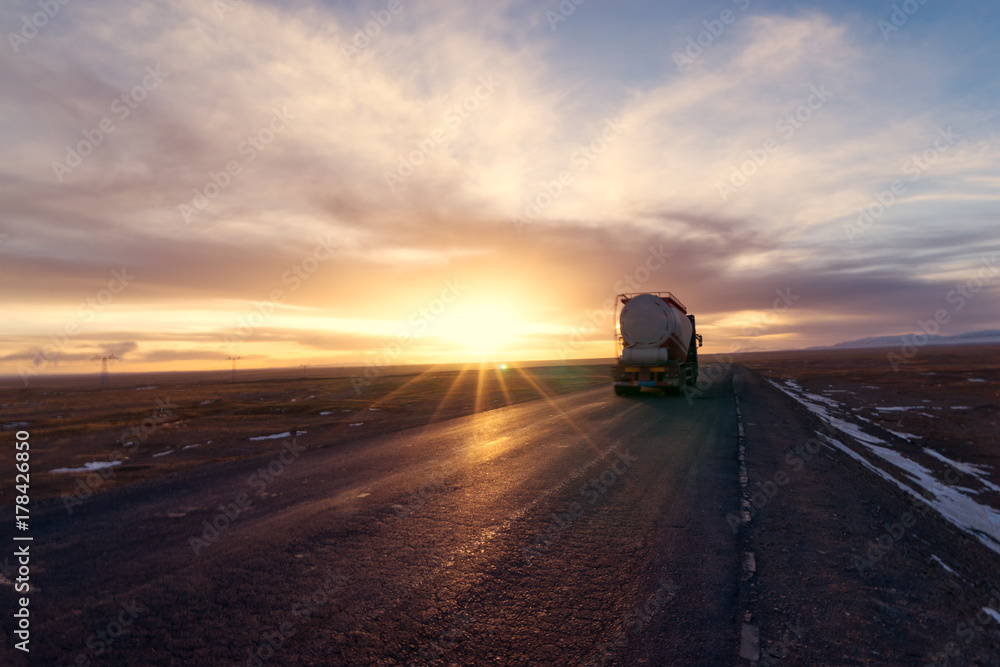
[226,356,242,382]
[300,364,310,378]
[92,354,119,390]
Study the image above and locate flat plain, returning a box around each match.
[0,363,610,502]
[733,343,1000,665]
[736,343,999,490]
[1,346,998,664]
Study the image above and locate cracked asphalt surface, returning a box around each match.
[2,363,741,665]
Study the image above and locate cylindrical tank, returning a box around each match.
[619,293,693,364]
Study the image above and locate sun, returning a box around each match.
[440,303,522,353]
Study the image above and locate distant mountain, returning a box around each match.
[814,329,1000,350]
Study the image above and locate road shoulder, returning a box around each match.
[734,365,1000,666]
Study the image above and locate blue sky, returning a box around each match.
[1,0,998,375]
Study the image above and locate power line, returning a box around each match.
[226,356,242,382]
[91,354,119,389]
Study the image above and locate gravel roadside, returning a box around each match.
[734,364,1000,666]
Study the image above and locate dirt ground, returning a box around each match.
[0,362,610,503]
[3,347,998,663]
[736,344,1000,494]
[733,344,1000,666]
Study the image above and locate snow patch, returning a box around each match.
[819,432,1000,555]
[249,430,306,441]
[152,450,174,458]
[771,379,1000,556]
[929,555,956,575]
[51,461,122,474]
[923,449,1000,493]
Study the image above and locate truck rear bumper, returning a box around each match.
[612,364,688,389]
[612,380,681,389]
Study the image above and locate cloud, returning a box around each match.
[0,1,998,370]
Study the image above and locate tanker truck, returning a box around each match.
[612,292,702,396]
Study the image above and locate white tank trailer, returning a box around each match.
[612,292,702,396]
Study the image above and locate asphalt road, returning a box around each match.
[3,363,741,666]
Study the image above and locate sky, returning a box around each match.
[1,0,999,378]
